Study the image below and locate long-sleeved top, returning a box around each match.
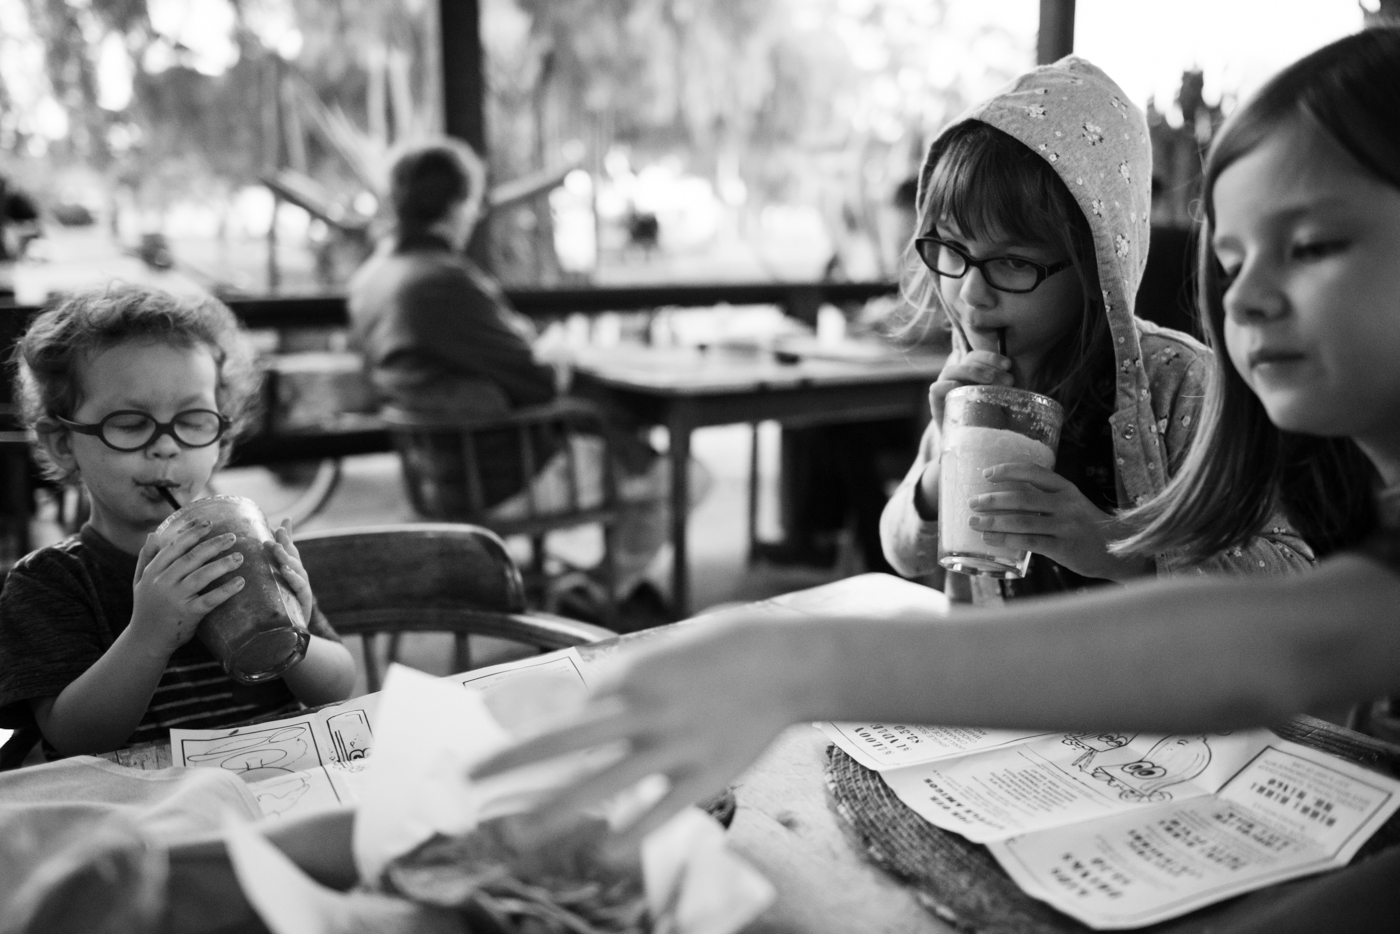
[347,231,554,413]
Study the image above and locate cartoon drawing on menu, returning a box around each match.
[181,724,320,781]
[326,710,373,763]
[1062,731,1138,771]
[255,774,312,817]
[1090,734,1212,803]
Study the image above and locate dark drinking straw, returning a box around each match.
[157,486,181,510]
[997,327,1008,357]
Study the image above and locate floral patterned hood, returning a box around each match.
[917,55,1155,415]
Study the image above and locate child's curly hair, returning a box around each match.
[11,284,261,484]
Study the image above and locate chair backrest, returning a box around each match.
[381,399,619,538]
[294,523,614,691]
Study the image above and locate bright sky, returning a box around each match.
[1075,0,1366,115]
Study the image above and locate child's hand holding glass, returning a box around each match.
[270,520,314,623]
[967,463,1152,581]
[131,519,246,659]
[917,348,1015,513]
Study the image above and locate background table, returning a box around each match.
[570,344,945,614]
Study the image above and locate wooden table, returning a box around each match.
[148,574,953,932]
[570,344,945,614]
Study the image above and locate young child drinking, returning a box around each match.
[880,56,1312,601]
[475,29,1400,849]
[0,286,356,757]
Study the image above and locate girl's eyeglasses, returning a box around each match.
[58,409,231,453]
[915,237,1072,294]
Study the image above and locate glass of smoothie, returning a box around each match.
[938,385,1064,578]
[153,495,309,683]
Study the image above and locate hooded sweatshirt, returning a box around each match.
[880,56,1312,602]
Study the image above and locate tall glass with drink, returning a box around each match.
[939,385,1064,578]
[153,496,309,683]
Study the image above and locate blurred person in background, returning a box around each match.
[348,140,703,625]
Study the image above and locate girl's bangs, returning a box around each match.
[920,126,1067,247]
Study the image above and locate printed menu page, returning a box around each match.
[167,649,590,821]
[989,741,1400,928]
[823,722,1400,928]
[879,730,1276,843]
[818,722,1053,771]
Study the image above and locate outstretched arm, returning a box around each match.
[475,553,1400,846]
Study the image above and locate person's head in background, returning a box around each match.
[1122,27,1400,562]
[906,118,1114,417]
[387,139,487,251]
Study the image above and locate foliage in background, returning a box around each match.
[0,0,1032,287]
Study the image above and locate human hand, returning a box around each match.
[967,463,1153,581]
[471,614,810,850]
[929,349,1014,426]
[271,520,314,622]
[131,521,245,659]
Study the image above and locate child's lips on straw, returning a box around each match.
[143,481,182,509]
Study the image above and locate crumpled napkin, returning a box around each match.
[227,664,773,934]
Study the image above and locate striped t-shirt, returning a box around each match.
[0,524,340,753]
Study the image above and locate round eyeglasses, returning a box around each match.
[58,409,231,453]
[914,237,1072,294]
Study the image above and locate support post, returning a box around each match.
[438,0,490,266]
[1037,0,1076,65]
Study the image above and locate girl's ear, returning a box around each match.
[35,417,78,476]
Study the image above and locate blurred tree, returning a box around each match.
[487,0,1029,281]
[1,0,1031,287]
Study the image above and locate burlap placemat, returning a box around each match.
[823,716,1400,934]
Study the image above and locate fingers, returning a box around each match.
[977,531,1046,553]
[134,534,159,583]
[193,575,246,614]
[275,546,310,594]
[275,521,301,561]
[144,519,215,576]
[182,547,244,592]
[166,532,239,581]
[982,462,1067,491]
[610,775,714,854]
[937,360,1014,389]
[525,745,674,839]
[970,489,1059,514]
[471,704,633,780]
[271,541,314,618]
[969,512,1057,537]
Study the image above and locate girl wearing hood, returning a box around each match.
[880,57,1312,601]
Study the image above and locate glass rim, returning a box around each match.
[154,494,261,536]
[944,383,1064,417]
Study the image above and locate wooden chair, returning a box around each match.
[381,399,624,619]
[295,523,615,693]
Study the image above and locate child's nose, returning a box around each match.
[1223,259,1288,324]
[146,431,183,458]
[958,266,998,307]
